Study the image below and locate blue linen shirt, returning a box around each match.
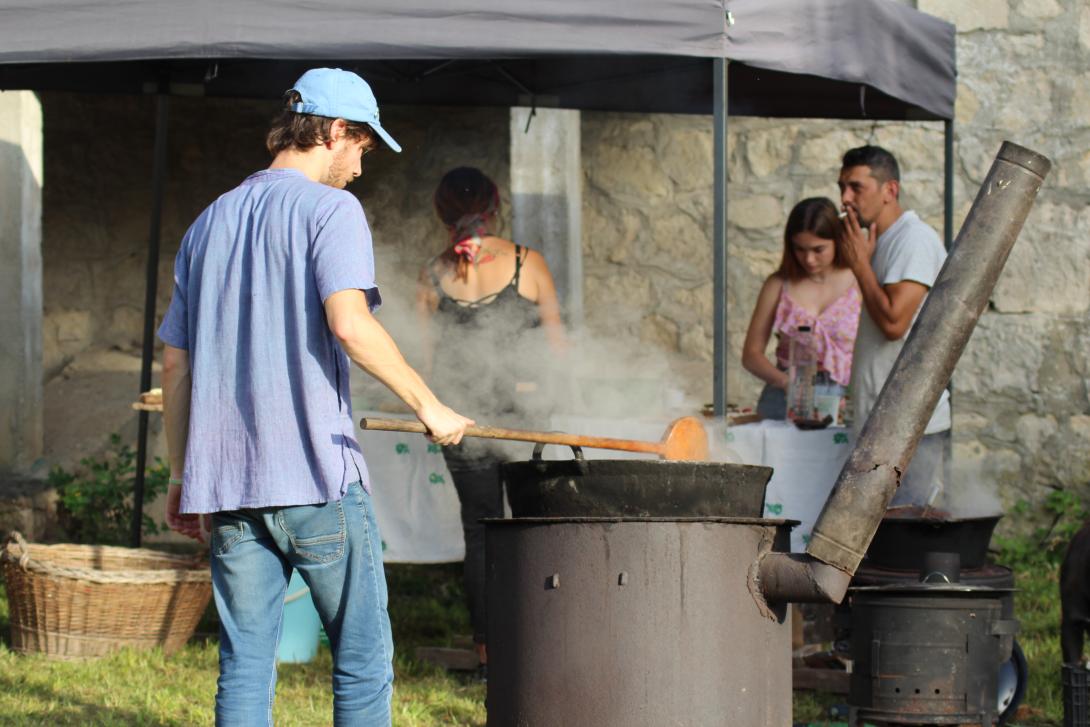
[158,169,380,514]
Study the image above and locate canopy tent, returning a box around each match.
[1,0,953,119]
[0,0,956,545]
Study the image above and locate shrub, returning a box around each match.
[994,487,1088,569]
[48,433,169,545]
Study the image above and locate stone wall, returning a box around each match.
[582,0,1090,519]
[36,0,1090,524]
[581,115,946,405]
[40,93,509,377]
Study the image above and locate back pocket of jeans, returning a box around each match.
[277,500,346,564]
[212,520,245,556]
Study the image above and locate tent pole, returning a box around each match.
[944,119,954,249]
[132,92,170,548]
[712,59,729,417]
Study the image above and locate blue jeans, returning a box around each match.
[210,482,393,727]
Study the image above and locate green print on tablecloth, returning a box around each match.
[427,443,442,454]
[833,432,848,444]
[395,442,410,455]
[765,502,783,516]
[725,431,736,442]
[428,473,446,485]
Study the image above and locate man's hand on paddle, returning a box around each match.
[416,403,475,446]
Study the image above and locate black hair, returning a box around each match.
[841,145,901,184]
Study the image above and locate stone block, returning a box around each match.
[1050,415,1090,486]
[918,0,1010,31]
[586,142,672,203]
[993,70,1055,133]
[992,201,1090,314]
[583,267,653,325]
[669,283,714,325]
[646,212,712,276]
[947,440,1010,514]
[679,324,712,362]
[639,314,680,352]
[955,83,982,127]
[661,127,712,193]
[954,313,1044,399]
[872,125,944,180]
[582,193,640,265]
[105,305,146,349]
[745,128,795,178]
[1070,82,1090,129]
[797,130,869,174]
[957,132,1007,185]
[1015,413,1060,452]
[1018,0,1063,19]
[798,184,842,207]
[952,411,990,435]
[731,194,783,231]
[1081,5,1090,49]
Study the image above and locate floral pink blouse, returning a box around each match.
[773,282,861,386]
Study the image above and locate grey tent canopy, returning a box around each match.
[0,0,955,120]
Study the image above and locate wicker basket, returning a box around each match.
[1,532,212,659]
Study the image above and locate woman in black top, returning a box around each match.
[416,167,566,672]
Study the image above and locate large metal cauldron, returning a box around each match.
[485,516,794,727]
[502,449,773,518]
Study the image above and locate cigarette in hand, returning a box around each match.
[837,210,849,220]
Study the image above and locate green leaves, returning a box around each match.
[48,434,170,545]
[994,488,1088,569]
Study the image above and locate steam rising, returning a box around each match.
[351,251,701,460]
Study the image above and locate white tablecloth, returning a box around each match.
[719,420,852,552]
[355,406,852,562]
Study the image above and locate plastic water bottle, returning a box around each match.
[787,325,817,421]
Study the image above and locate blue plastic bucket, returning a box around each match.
[278,570,322,663]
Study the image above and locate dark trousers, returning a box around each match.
[444,448,505,646]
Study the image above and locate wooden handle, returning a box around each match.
[360,417,663,456]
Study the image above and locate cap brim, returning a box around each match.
[369,122,402,153]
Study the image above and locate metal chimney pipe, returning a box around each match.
[761,141,1051,603]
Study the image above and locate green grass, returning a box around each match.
[0,564,485,726]
[0,549,1070,726]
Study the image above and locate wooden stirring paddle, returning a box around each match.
[359,415,709,461]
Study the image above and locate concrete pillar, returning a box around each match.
[509,108,583,323]
[0,91,44,475]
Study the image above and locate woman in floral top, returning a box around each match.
[742,197,861,420]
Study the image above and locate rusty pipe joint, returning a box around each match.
[758,552,851,604]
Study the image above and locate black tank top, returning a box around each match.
[430,245,543,418]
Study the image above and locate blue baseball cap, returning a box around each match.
[289,68,401,153]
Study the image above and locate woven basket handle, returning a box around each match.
[4,531,31,568]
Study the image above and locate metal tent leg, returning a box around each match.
[131,92,170,548]
[712,58,729,417]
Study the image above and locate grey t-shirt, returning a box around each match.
[850,210,950,435]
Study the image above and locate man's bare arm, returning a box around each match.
[841,206,929,341]
[162,345,204,540]
[851,264,930,341]
[324,289,473,444]
[162,345,191,479]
